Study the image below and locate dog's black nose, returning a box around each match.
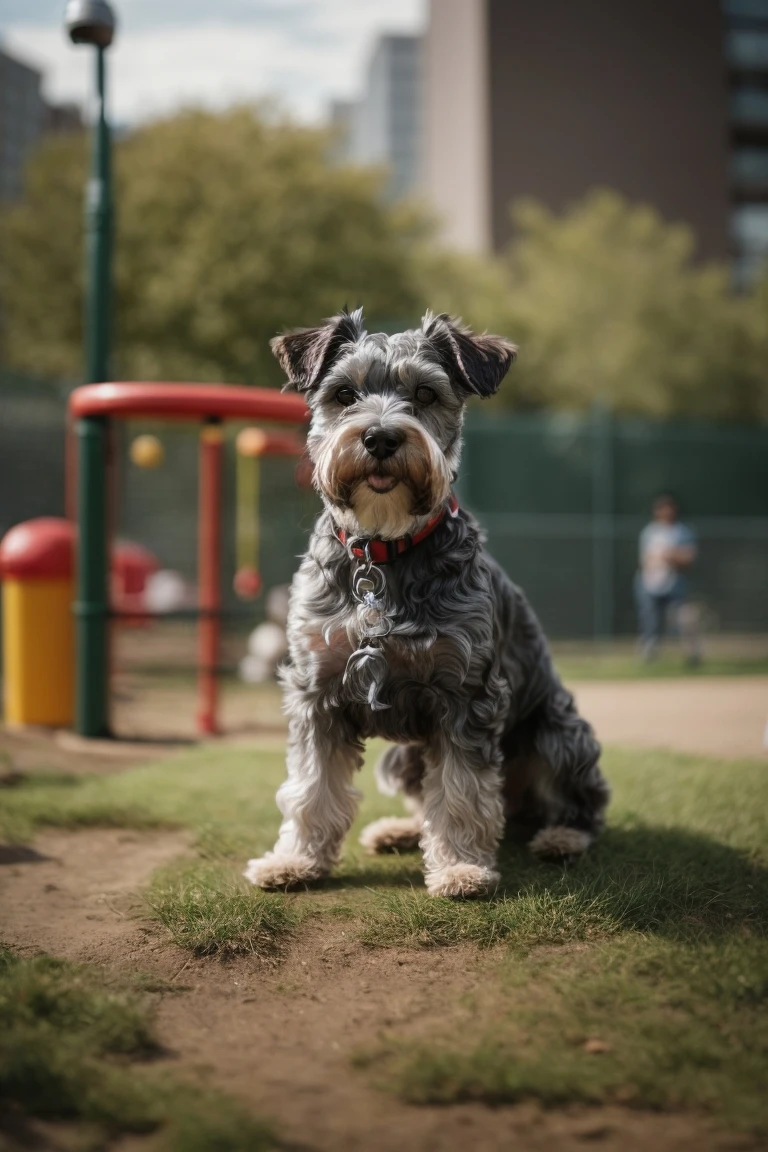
[362,427,404,460]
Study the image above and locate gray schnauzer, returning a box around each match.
[244,309,609,898]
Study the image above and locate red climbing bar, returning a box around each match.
[69,381,308,424]
[197,423,224,735]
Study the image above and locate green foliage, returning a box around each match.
[0,107,429,384]
[0,948,279,1149]
[4,108,765,423]
[497,189,768,420]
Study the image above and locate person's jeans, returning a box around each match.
[634,575,701,661]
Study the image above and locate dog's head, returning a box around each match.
[271,308,516,539]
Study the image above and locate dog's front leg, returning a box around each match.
[244,708,363,889]
[420,730,505,898]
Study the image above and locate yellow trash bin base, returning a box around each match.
[3,577,75,727]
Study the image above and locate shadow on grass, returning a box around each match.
[357,822,768,949]
[324,862,426,890]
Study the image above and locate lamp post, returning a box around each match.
[64,0,117,385]
[65,0,117,737]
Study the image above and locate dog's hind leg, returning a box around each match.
[523,688,610,861]
[359,744,424,854]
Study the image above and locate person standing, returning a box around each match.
[635,494,700,664]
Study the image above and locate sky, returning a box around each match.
[1,0,426,125]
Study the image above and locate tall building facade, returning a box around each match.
[0,48,45,201]
[0,47,83,203]
[423,0,744,265]
[331,34,422,201]
[726,0,768,281]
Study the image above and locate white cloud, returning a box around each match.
[2,0,425,124]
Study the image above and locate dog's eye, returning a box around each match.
[335,387,358,407]
[415,385,438,405]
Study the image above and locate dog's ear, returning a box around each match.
[270,308,365,392]
[422,312,516,398]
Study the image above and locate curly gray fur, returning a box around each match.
[244,309,609,898]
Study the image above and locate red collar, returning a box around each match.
[336,494,460,563]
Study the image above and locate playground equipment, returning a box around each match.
[70,382,307,737]
[129,433,165,469]
[0,382,308,739]
[233,425,304,601]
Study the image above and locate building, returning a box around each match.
[423,0,765,273]
[331,34,422,201]
[0,47,83,203]
[726,0,768,282]
[0,47,45,201]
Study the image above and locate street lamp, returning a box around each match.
[64,0,117,384]
[64,0,117,737]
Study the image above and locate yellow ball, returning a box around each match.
[130,434,164,469]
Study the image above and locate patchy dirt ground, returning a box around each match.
[573,677,768,761]
[0,827,757,1152]
[2,676,766,1149]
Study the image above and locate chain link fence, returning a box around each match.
[2,370,767,642]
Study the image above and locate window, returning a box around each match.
[723,0,768,20]
[732,202,768,248]
[731,146,768,182]
[731,86,768,121]
[727,29,768,67]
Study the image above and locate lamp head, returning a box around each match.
[64,0,117,48]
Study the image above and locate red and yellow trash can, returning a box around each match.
[0,517,75,727]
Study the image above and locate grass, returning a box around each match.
[145,860,306,959]
[1,738,767,1132]
[357,934,768,1133]
[0,947,282,1151]
[552,650,768,681]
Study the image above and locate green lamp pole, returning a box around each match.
[65,0,118,737]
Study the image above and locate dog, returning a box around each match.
[244,309,609,898]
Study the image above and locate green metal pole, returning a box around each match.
[74,43,113,737]
[75,416,110,737]
[84,45,112,384]
[591,401,615,640]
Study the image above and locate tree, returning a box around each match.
[0,107,430,385]
[2,126,766,422]
[495,189,767,421]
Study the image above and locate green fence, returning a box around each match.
[1,370,767,640]
[460,408,768,638]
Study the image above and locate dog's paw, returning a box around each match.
[529,826,592,859]
[243,853,326,889]
[425,864,500,899]
[359,816,422,855]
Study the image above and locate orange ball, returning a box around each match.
[130,434,164,469]
[234,566,262,600]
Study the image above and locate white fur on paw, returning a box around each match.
[529,827,592,858]
[426,864,500,899]
[359,816,422,855]
[243,853,325,889]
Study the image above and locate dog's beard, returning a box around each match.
[311,414,452,539]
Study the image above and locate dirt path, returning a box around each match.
[0,827,757,1152]
[572,676,768,761]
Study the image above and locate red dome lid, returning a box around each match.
[0,518,75,580]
